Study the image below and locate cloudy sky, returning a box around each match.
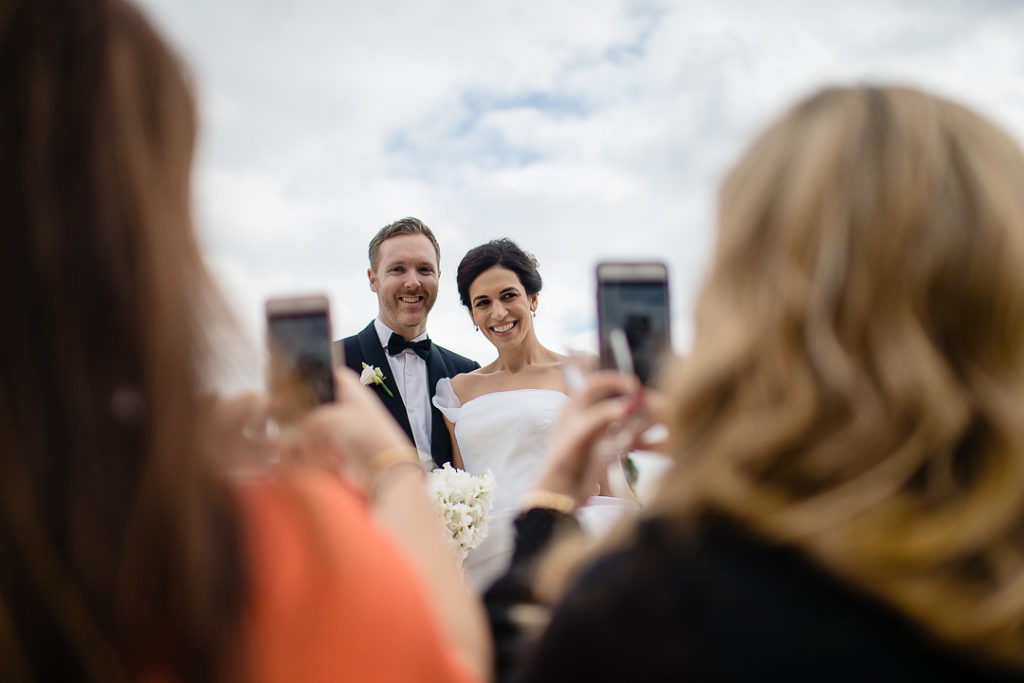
[134,0,1024,391]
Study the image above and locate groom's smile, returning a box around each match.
[369,233,439,338]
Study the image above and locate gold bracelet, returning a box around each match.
[519,490,576,515]
[368,447,423,499]
[369,446,420,472]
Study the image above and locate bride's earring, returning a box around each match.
[531,310,536,318]
[475,325,479,331]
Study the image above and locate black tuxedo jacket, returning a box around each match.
[336,322,479,467]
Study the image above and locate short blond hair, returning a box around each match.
[367,217,440,272]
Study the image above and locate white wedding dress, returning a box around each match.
[433,378,640,592]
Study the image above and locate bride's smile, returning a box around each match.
[469,266,537,346]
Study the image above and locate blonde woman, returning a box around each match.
[487,85,1024,682]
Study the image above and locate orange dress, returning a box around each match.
[234,468,479,683]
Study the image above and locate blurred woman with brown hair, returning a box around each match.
[0,1,487,681]
[488,85,1024,681]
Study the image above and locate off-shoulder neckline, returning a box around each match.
[459,387,568,408]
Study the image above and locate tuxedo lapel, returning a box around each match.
[426,345,452,467]
[355,323,413,438]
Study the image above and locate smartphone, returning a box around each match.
[265,294,336,422]
[596,262,671,385]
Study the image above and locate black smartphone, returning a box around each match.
[265,294,336,421]
[596,262,671,385]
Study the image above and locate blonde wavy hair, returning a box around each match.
[655,85,1024,665]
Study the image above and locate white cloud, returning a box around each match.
[136,0,1024,391]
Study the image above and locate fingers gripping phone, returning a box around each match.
[596,262,671,386]
[265,294,336,422]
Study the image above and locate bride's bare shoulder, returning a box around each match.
[450,363,501,403]
[449,367,487,401]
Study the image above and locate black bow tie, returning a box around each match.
[387,333,432,360]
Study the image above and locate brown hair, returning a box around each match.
[456,238,542,310]
[368,216,441,272]
[0,0,245,681]
[656,85,1024,665]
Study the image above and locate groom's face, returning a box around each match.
[368,234,439,339]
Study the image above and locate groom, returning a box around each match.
[337,217,478,468]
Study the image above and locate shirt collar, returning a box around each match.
[374,317,428,349]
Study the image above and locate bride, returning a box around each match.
[434,238,639,590]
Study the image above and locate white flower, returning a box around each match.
[426,463,496,562]
[360,362,393,398]
[359,365,376,384]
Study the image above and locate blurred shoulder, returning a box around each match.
[233,468,479,682]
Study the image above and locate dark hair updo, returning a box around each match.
[456,238,542,310]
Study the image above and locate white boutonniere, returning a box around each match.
[426,463,496,562]
[360,362,394,398]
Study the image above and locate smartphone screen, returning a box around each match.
[597,263,671,386]
[266,295,335,421]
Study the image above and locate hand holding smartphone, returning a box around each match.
[594,262,671,497]
[265,294,337,424]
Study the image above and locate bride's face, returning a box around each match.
[469,266,538,349]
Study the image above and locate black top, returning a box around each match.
[336,321,478,467]
[486,509,1024,683]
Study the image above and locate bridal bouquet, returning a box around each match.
[425,463,496,562]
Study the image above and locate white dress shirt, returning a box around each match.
[373,318,433,468]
